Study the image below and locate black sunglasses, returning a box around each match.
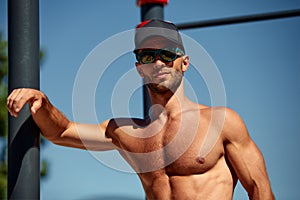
[134,48,184,64]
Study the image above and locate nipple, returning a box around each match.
[196,156,205,164]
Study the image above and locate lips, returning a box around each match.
[153,68,171,79]
[154,72,169,78]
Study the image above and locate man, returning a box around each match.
[7,19,274,199]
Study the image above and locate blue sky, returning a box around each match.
[1,0,300,199]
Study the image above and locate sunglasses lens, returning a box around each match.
[160,50,177,62]
[136,49,180,64]
[139,51,155,64]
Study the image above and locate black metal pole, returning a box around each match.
[141,3,164,21]
[176,8,300,30]
[8,0,40,199]
[140,2,165,118]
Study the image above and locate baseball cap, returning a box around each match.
[134,19,185,53]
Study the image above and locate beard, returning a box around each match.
[144,68,183,94]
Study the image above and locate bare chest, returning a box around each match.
[115,117,224,175]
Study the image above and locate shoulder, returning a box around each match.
[200,106,248,141]
[219,107,250,144]
[200,106,244,124]
[199,106,240,121]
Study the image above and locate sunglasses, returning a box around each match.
[134,48,184,64]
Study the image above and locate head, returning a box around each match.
[133,19,189,94]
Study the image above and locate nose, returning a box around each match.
[153,54,165,68]
[153,60,165,70]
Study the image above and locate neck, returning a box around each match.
[147,80,189,119]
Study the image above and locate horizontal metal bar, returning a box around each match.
[176,9,300,30]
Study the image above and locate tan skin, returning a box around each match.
[7,37,274,200]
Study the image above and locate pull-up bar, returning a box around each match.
[176,8,300,30]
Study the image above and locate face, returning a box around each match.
[135,37,189,94]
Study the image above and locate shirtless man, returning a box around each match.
[7,19,274,199]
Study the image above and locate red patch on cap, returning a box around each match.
[136,20,151,28]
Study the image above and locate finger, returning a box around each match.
[7,89,22,116]
[12,89,32,113]
[7,89,18,109]
[9,89,25,117]
[30,96,42,114]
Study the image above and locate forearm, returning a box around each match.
[32,95,71,141]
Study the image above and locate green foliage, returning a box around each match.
[0,32,48,199]
[0,32,8,200]
[0,33,8,138]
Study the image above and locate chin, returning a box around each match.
[148,81,180,94]
[145,75,182,94]
[147,83,169,94]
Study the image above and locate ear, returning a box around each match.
[181,55,190,72]
[135,62,144,78]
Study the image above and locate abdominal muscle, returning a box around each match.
[139,156,236,200]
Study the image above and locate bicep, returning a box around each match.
[225,136,268,192]
[52,120,116,151]
[223,109,271,194]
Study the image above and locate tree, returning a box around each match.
[0,32,48,199]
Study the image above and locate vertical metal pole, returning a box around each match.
[141,3,164,21]
[8,0,40,199]
[140,1,165,118]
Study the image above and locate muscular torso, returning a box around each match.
[106,106,238,200]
